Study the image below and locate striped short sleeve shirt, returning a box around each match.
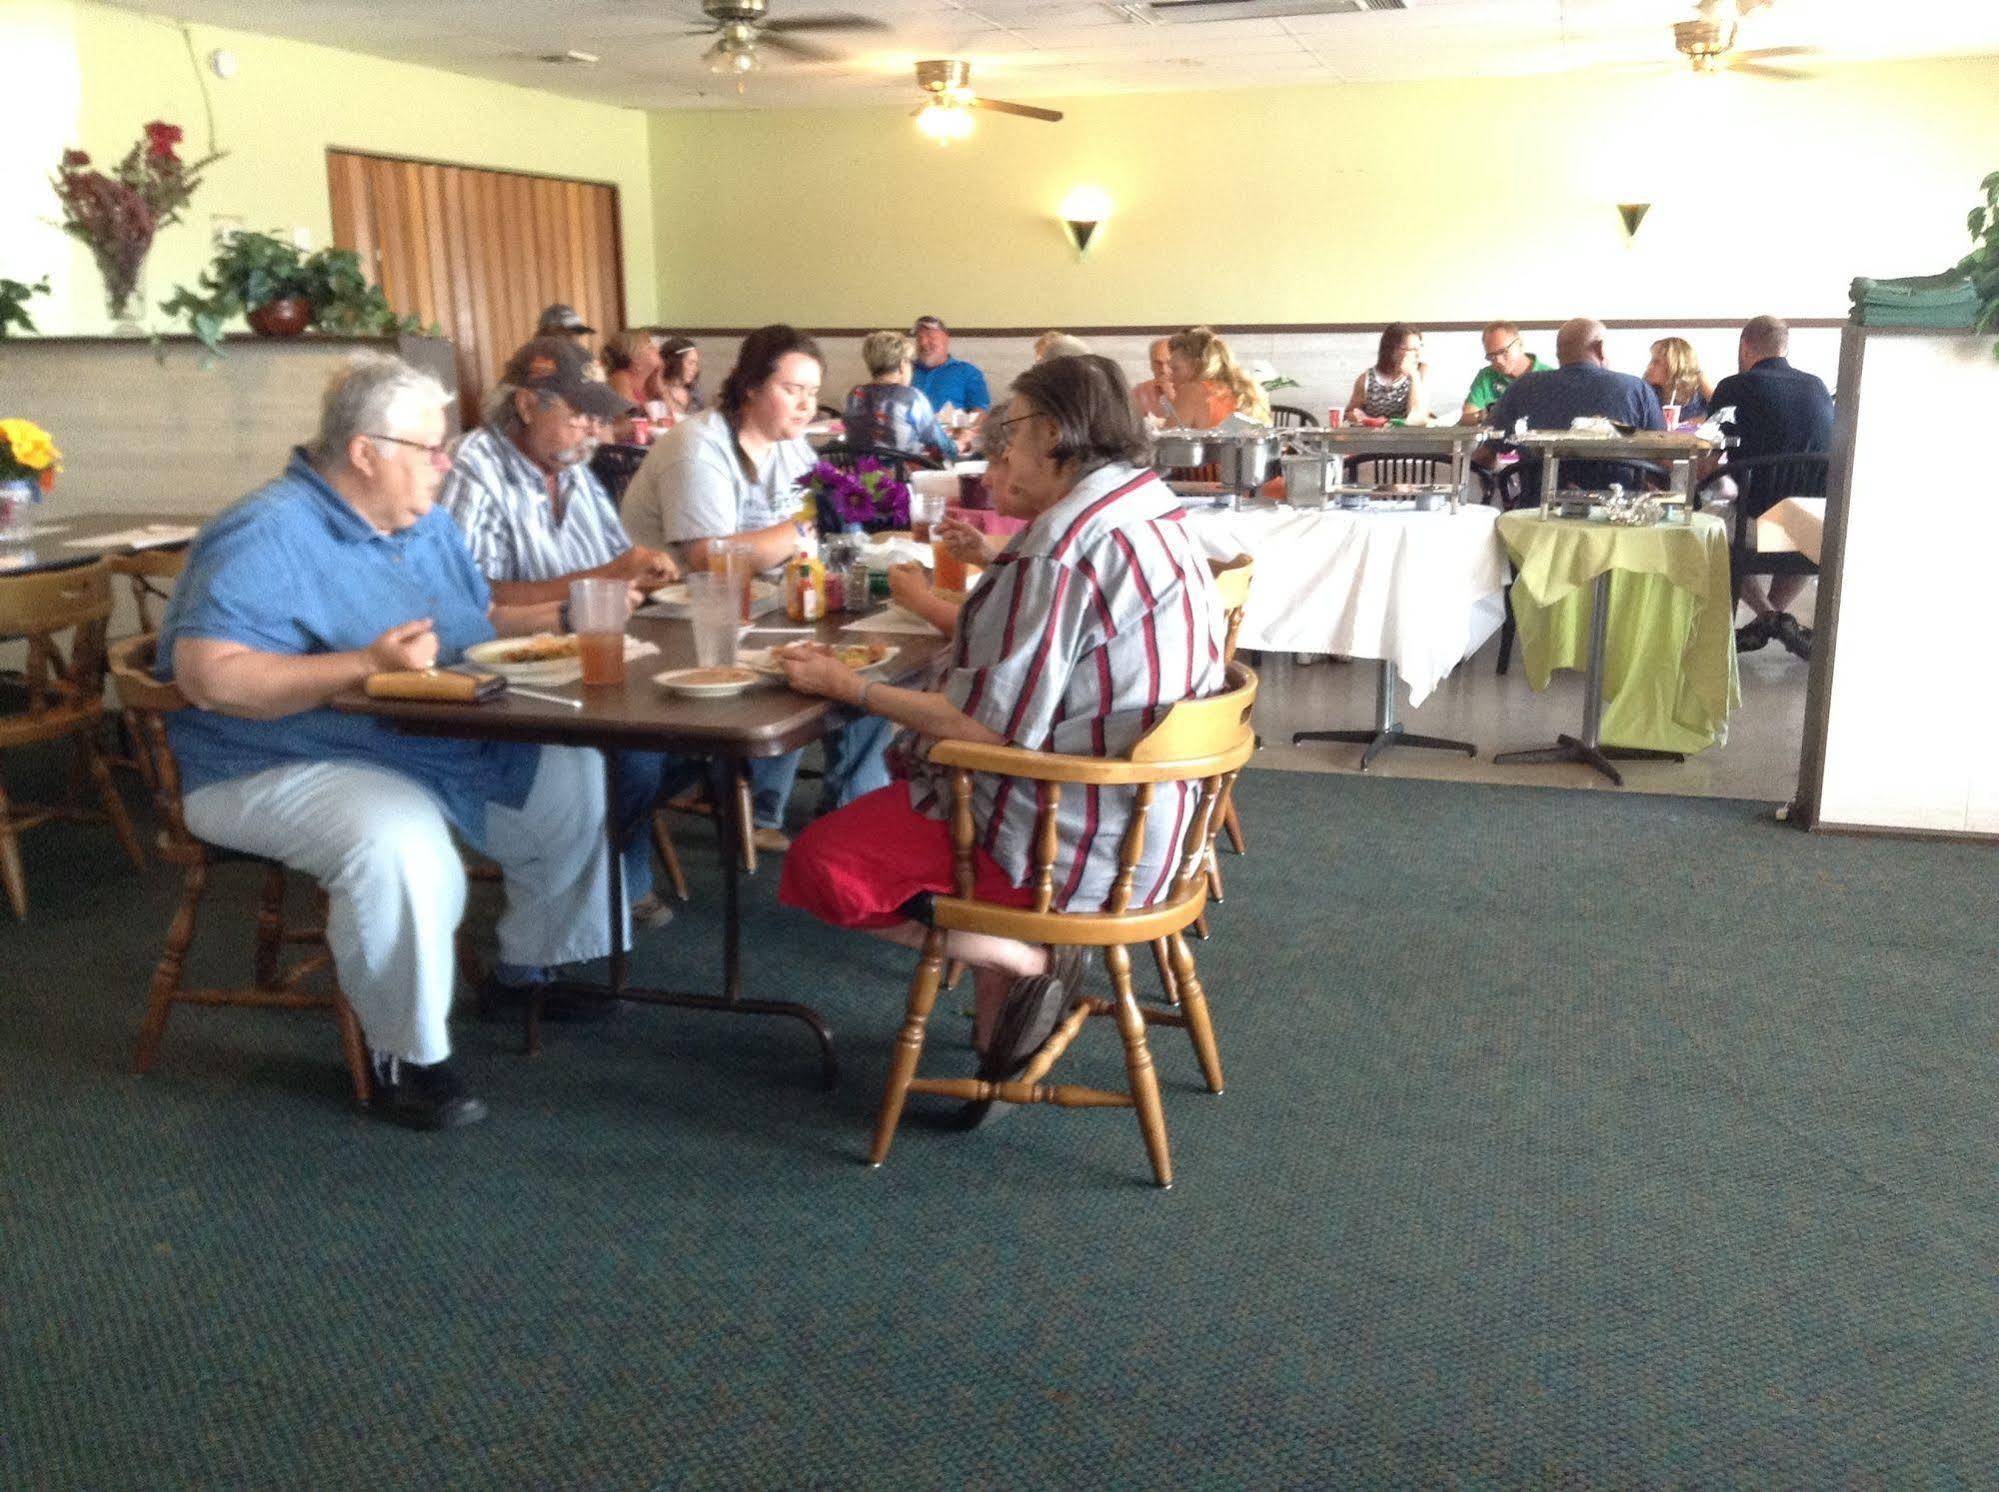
[905,462,1226,912]
[438,425,632,582]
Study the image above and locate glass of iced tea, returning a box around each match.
[910,490,946,544]
[932,507,970,594]
[568,578,629,687]
[715,540,756,623]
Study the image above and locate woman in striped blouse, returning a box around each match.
[776,356,1225,1124]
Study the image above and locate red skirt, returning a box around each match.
[778,784,1034,930]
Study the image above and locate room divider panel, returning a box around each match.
[327,149,625,424]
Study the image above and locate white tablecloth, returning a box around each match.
[1184,504,1508,705]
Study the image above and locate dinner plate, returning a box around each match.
[653,665,763,698]
[639,579,780,617]
[740,643,899,678]
[463,634,582,683]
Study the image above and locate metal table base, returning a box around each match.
[1292,659,1476,771]
[529,752,838,1089]
[1491,570,1684,787]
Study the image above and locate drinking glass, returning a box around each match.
[684,572,740,668]
[715,540,756,622]
[932,506,971,593]
[569,578,629,687]
[910,490,946,544]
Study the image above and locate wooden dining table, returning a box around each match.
[0,510,203,576]
[334,610,950,1087]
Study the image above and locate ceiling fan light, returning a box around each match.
[915,100,972,143]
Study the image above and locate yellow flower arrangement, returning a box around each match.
[0,418,62,492]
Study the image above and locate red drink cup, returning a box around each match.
[1325,407,1344,428]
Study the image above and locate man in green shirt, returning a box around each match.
[1460,320,1551,424]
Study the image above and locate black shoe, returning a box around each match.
[954,973,1069,1130]
[475,974,620,1024]
[1735,614,1776,653]
[372,1055,488,1131]
[1772,612,1814,659]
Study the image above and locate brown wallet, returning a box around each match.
[363,666,507,703]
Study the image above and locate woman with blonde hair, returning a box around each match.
[1644,337,1713,422]
[1164,326,1270,428]
[844,329,959,465]
[1345,323,1430,425]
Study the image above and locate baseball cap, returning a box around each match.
[911,315,947,334]
[535,302,595,336]
[500,336,634,420]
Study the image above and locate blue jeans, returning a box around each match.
[748,712,894,830]
[612,750,702,899]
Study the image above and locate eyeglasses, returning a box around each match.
[995,412,1049,433]
[369,433,451,467]
[1484,339,1522,364]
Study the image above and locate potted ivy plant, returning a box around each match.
[160,230,312,351]
[1962,170,1999,360]
[162,232,424,354]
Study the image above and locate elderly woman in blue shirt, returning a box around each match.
[159,355,622,1131]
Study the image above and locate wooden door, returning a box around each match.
[327,149,625,424]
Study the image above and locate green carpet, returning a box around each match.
[1,749,1993,1488]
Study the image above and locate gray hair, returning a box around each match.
[480,381,555,441]
[1034,330,1091,362]
[307,354,451,469]
[1741,314,1790,357]
[861,329,914,378]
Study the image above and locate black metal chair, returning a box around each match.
[1269,404,1314,429]
[815,404,842,424]
[1694,452,1829,613]
[816,440,943,486]
[591,442,649,507]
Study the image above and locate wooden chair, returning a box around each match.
[870,661,1258,1189]
[1269,404,1314,429]
[104,548,189,785]
[1206,554,1254,873]
[107,547,186,633]
[106,635,371,1104]
[0,560,145,918]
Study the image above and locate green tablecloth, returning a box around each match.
[1497,511,1740,754]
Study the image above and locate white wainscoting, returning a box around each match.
[680,325,1843,424]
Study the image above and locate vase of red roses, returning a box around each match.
[51,121,223,335]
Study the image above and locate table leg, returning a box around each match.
[1494,570,1684,786]
[1291,660,1478,771]
[533,750,840,1090]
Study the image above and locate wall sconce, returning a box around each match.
[1618,202,1652,238]
[1059,186,1113,256]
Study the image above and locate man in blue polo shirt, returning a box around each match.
[1705,315,1835,656]
[1481,317,1664,490]
[908,315,991,421]
[158,354,621,1131]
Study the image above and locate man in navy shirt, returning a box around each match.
[1705,315,1835,655]
[159,355,622,1130]
[1481,317,1665,491]
[907,315,991,421]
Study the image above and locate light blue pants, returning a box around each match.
[183,747,621,1066]
[747,712,895,830]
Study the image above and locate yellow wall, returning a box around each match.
[647,55,1999,328]
[2,0,656,336]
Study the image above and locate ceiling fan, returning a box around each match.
[1670,0,1820,80]
[911,59,1063,142]
[678,0,887,76]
